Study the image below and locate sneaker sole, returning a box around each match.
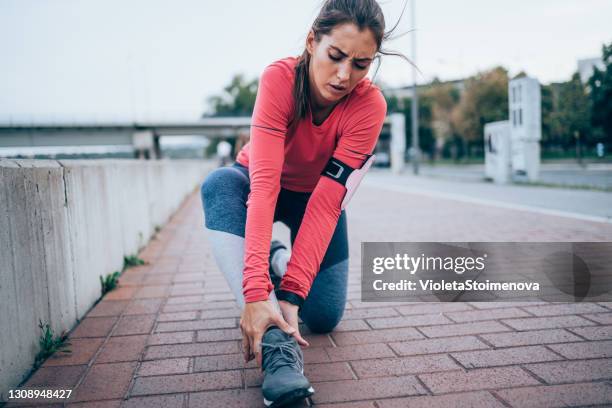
[263,386,315,408]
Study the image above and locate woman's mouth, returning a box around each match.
[328,83,346,95]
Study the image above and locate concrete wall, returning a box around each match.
[0,158,214,398]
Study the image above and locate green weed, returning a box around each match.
[123,255,145,269]
[100,271,121,296]
[34,321,70,369]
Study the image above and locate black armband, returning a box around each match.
[275,289,305,308]
[321,157,354,186]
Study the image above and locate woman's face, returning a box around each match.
[307,23,378,109]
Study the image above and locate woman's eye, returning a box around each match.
[354,63,368,70]
[329,54,342,61]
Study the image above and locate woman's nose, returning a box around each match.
[336,62,351,82]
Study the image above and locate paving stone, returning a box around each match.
[70,317,117,338]
[583,312,612,324]
[200,308,241,319]
[523,358,612,383]
[479,329,583,347]
[121,394,185,408]
[351,354,460,378]
[24,365,87,388]
[501,315,596,330]
[113,315,156,336]
[341,307,399,320]
[394,302,473,316]
[366,314,452,329]
[446,307,530,323]
[196,328,242,342]
[130,371,241,395]
[325,343,395,362]
[546,340,612,359]
[419,367,539,394]
[496,382,612,408]
[522,302,608,316]
[138,358,190,376]
[134,285,169,299]
[313,402,375,408]
[123,299,162,315]
[155,318,236,332]
[157,312,198,322]
[71,362,137,402]
[390,335,489,356]
[144,341,239,360]
[451,345,563,368]
[43,338,105,367]
[568,325,612,340]
[148,331,194,345]
[68,401,122,407]
[193,354,257,372]
[87,300,129,317]
[96,335,148,363]
[419,321,510,338]
[377,391,505,408]
[332,327,423,346]
[104,286,138,301]
[310,376,427,404]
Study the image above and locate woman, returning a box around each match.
[201,0,399,406]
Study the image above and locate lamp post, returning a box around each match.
[410,0,420,174]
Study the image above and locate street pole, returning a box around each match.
[411,0,420,175]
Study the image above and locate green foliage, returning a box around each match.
[589,42,612,144]
[100,271,121,296]
[206,74,258,117]
[548,73,592,148]
[123,255,145,269]
[34,321,70,369]
[452,66,509,145]
[383,91,436,159]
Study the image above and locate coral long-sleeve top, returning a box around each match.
[235,57,387,303]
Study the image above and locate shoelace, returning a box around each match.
[261,340,304,374]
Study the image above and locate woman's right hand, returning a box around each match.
[240,300,296,366]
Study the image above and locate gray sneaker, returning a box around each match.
[261,327,314,407]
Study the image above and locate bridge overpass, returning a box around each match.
[0,115,406,171]
[0,118,253,159]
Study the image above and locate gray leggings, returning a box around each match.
[200,162,349,333]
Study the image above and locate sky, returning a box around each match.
[1,0,610,123]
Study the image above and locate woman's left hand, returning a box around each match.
[278,300,309,347]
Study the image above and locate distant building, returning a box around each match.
[577,57,604,83]
[382,78,466,100]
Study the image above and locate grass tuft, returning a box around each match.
[100,271,121,296]
[34,320,70,369]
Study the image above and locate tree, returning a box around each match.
[423,82,460,159]
[588,42,612,145]
[548,73,592,151]
[205,74,258,117]
[451,67,509,156]
[383,92,435,160]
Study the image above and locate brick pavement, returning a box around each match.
[7,182,612,407]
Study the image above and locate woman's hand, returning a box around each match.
[278,300,309,348]
[240,300,297,366]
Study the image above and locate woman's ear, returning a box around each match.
[306,29,315,55]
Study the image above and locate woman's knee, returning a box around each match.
[300,304,345,334]
[200,167,246,203]
[299,302,346,333]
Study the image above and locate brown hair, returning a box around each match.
[292,0,408,123]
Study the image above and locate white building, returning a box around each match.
[508,77,541,181]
